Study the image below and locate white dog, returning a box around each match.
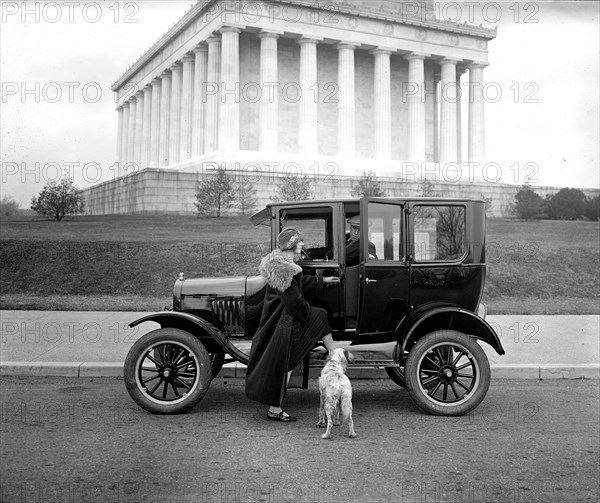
[317,348,357,439]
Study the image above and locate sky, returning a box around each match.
[1,0,599,206]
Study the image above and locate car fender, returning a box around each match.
[129,311,249,364]
[400,306,505,358]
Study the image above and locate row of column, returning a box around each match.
[115,28,487,172]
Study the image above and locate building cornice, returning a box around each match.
[111,0,216,91]
[111,0,497,91]
[281,0,497,39]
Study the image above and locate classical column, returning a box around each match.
[337,42,358,157]
[141,85,152,168]
[126,97,136,165]
[404,52,429,161]
[116,105,124,169]
[204,35,221,153]
[371,47,392,159]
[218,26,241,151]
[179,54,195,161]
[120,102,129,171]
[158,70,171,167]
[134,91,144,167]
[192,43,208,157]
[433,74,440,162]
[456,68,464,164]
[439,58,460,164]
[259,31,281,152]
[169,61,183,165]
[298,37,320,155]
[149,78,161,168]
[468,62,487,163]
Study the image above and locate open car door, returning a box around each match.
[356,198,410,337]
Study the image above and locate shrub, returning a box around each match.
[514,185,545,220]
[547,188,587,220]
[584,195,600,221]
[30,178,83,221]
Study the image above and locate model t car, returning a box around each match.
[124,197,504,416]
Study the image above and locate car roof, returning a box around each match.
[249,197,485,225]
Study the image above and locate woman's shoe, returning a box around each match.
[267,410,298,422]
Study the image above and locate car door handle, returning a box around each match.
[365,277,377,284]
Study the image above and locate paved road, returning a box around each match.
[1,311,599,379]
[1,377,598,503]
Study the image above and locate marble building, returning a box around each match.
[82,0,511,215]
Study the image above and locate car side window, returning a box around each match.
[367,202,403,261]
[283,218,327,249]
[279,206,334,252]
[413,205,466,262]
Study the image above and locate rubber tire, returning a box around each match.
[385,367,406,388]
[404,330,491,416]
[210,352,226,379]
[124,327,212,414]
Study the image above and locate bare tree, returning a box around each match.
[435,206,465,259]
[350,170,385,197]
[479,193,493,212]
[1,196,19,217]
[418,178,435,197]
[273,174,313,201]
[236,178,258,215]
[194,168,235,217]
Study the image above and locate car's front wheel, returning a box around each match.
[124,328,212,414]
[209,352,226,379]
[404,330,491,416]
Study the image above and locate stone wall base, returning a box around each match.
[80,154,599,218]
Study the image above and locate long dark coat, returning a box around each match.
[245,250,326,407]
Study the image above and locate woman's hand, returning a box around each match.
[323,277,340,287]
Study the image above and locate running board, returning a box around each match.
[309,359,400,368]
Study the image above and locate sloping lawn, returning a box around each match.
[1,215,598,313]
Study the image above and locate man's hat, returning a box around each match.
[347,215,360,227]
[277,227,303,251]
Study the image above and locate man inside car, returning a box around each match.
[306,215,377,266]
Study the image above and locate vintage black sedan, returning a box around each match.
[124,197,504,416]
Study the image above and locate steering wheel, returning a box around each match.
[301,249,312,261]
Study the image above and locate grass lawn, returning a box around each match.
[1,214,598,314]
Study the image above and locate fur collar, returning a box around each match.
[259,250,302,292]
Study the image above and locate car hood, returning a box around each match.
[179,276,247,298]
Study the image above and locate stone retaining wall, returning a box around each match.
[80,165,599,218]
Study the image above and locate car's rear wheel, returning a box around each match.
[124,328,212,414]
[404,330,490,416]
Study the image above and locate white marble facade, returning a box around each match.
[112,0,493,171]
[85,0,502,215]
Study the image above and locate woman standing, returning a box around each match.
[245,228,338,422]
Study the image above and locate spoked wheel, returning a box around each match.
[171,351,225,383]
[385,367,406,388]
[209,352,226,379]
[124,328,212,414]
[405,330,491,416]
[386,343,407,388]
